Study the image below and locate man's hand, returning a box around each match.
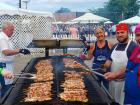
[104,72,117,81]
[19,49,30,55]
[80,35,86,42]
[100,64,105,69]
[104,69,126,81]
[1,70,13,79]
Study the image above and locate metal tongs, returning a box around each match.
[73,61,105,77]
[83,62,105,77]
[14,73,36,79]
[84,68,105,77]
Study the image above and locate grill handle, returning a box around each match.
[101,84,120,105]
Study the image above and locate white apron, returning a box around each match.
[110,40,131,105]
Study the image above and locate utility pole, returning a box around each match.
[19,0,21,8]
[22,0,30,9]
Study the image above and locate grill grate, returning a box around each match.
[2,56,114,105]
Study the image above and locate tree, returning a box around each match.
[89,0,139,23]
[106,0,139,23]
[55,7,71,13]
[88,8,110,20]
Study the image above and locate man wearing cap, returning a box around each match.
[102,23,137,105]
[135,24,140,45]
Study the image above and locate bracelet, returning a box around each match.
[0,68,4,74]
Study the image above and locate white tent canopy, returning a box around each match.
[104,20,113,24]
[64,21,77,24]
[119,16,140,24]
[0,3,53,18]
[52,21,64,24]
[70,12,109,23]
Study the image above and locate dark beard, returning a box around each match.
[117,37,128,43]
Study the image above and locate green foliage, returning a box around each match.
[89,0,139,23]
[106,0,139,23]
[55,7,71,13]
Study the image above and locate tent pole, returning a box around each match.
[89,20,90,41]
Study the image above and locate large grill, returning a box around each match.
[1,56,119,105]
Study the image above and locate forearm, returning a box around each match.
[102,60,112,69]
[104,68,125,81]
[115,68,125,79]
[86,54,93,60]
[2,49,20,56]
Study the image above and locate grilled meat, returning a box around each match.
[60,71,88,102]
[24,82,52,102]
[63,58,86,69]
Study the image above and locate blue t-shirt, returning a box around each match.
[92,40,111,70]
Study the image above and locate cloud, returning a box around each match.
[0,0,109,12]
[30,0,108,5]
[31,0,108,3]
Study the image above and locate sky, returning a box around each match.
[1,0,109,13]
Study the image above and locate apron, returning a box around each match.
[110,40,131,105]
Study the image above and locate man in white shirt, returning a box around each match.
[0,21,30,97]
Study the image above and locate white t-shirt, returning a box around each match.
[0,31,15,84]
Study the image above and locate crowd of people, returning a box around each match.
[52,23,114,38]
[0,21,140,105]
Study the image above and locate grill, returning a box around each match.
[1,56,119,105]
[30,39,85,48]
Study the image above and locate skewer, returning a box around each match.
[13,73,36,79]
[14,76,36,79]
[14,73,35,76]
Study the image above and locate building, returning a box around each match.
[53,12,85,22]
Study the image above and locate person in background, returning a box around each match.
[69,25,78,38]
[0,21,30,97]
[80,27,113,89]
[102,23,137,105]
[111,25,116,36]
[134,24,140,45]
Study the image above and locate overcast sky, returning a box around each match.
[1,0,109,12]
